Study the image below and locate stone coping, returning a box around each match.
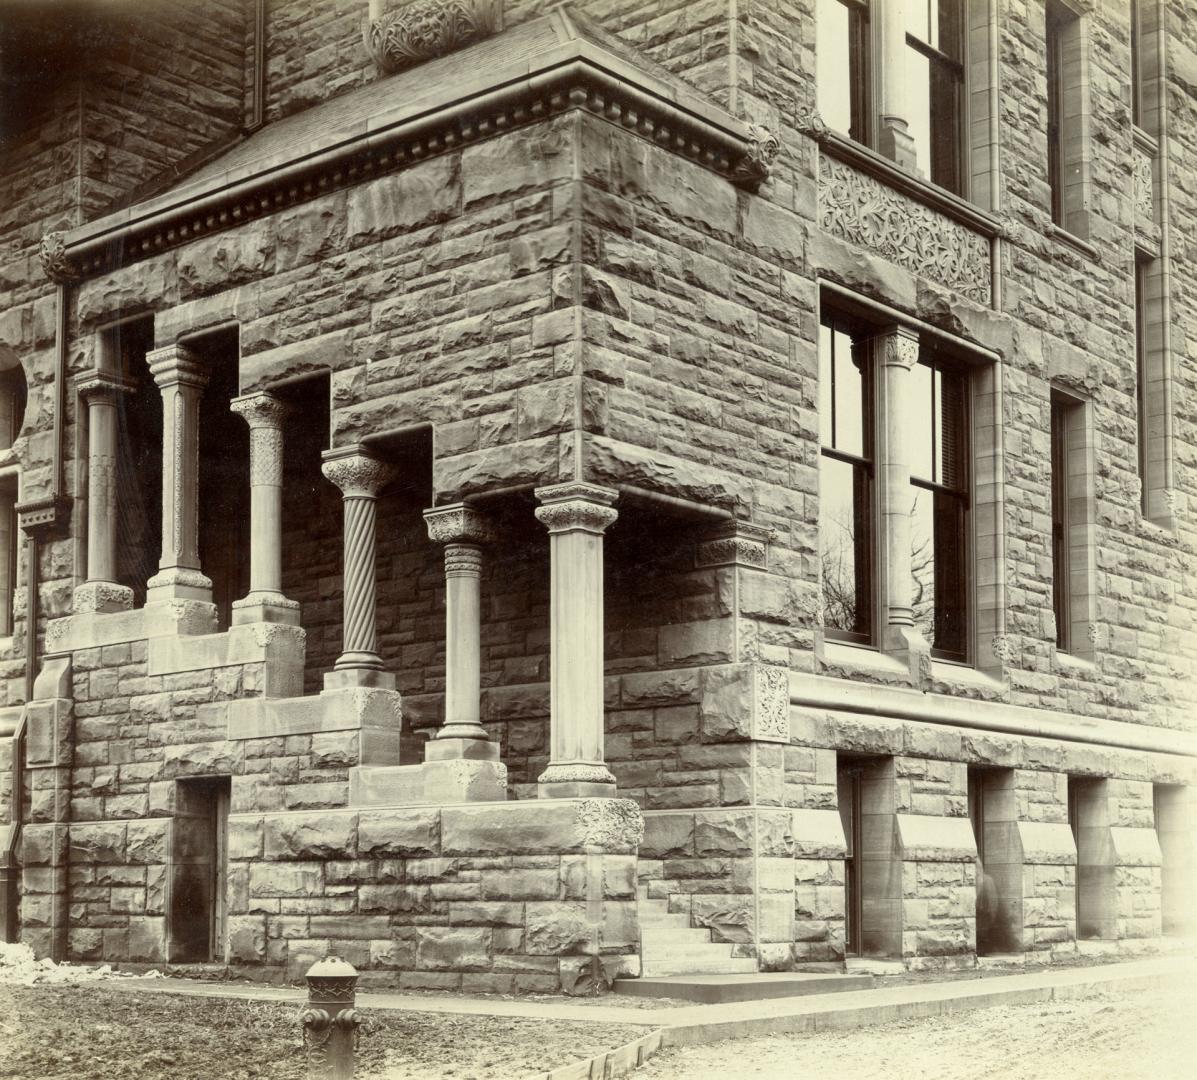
[49,7,765,282]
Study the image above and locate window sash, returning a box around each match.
[1050,397,1070,651]
[820,451,876,645]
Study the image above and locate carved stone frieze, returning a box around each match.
[1134,144,1153,225]
[572,798,644,851]
[818,155,991,304]
[364,0,503,75]
[752,663,790,743]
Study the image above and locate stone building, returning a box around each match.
[0,0,1194,992]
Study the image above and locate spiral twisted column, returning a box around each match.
[423,504,494,751]
[533,482,619,799]
[322,446,394,686]
[230,392,300,626]
[145,344,212,603]
[74,371,136,613]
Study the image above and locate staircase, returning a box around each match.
[638,890,758,976]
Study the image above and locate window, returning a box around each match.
[0,362,25,638]
[905,0,965,194]
[908,354,968,662]
[1131,0,1144,128]
[1134,256,1150,514]
[819,313,874,644]
[1046,0,1088,236]
[817,0,871,145]
[1050,394,1069,649]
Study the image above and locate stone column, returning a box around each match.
[423,504,494,751]
[875,326,930,682]
[534,482,618,799]
[73,372,136,614]
[321,446,394,688]
[878,0,918,170]
[145,344,212,604]
[230,392,300,626]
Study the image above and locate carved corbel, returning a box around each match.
[39,232,79,285]
[729,124,781,190]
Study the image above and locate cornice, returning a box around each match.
[45,43,778,284]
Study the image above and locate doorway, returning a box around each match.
[169,776,231,963]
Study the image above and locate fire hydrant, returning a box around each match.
[301,957,364,1079]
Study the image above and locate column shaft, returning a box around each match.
[322,447,394,688]
[73,371,135,614]
[879,328,919,631]
[231,393,298,625]
[878,0,917,170]
[146,345,211,602]
[534,483,618,798]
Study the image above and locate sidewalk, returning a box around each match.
[101,953,1196,1078]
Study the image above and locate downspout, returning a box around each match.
[246,0,267,135]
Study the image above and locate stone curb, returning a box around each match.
[529,956,1193,1080]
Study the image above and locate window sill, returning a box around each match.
[1047,223,1100,262]
[819,129,1002,238]
[1132,125,1159,156]
[1055,648,1098,675]
[927,659,1005,697]
[818,637,911,683]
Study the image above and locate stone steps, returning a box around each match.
[638,893,758,977]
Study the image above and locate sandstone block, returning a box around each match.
[347,156,461,241]
[416,927,491,971]
[449,901,524,927]
[525,901,592,955]
[248,863,322,898]
[462,118,573,208]
[265,812,357,860]
[694,811,753,857]
[357,809,440,857]
[441,799,642,856]
[126,917,166,962]
[227,916,267,962]
[68,821,126,864]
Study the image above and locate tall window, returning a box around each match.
[1135,256,1150,515]
[1131,0,1144,128]
[908,354,969,661]
[905,0,965,193]
[1050,393,1070,650]
[817,0,871,144]
[1046,0,1087,235]
[0,364,25,638]
[819,313,874,644]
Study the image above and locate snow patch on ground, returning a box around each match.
[0,942,164,986]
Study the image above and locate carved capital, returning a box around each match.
[695,520,772,569]
[75,370,136,404]
[729,124,780,189]
[230,392,289,430]
[364,0,504,75]
[147,344,207,390]
[321,447,394,499]
[423,503,494,545]
[39,231,79,284]
[534,482,618,535]
[877,326,920,370]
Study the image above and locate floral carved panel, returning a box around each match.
[818,155,991,305]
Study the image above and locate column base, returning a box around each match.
[72,581,134,614]
[537,762,617,800]
[323,667,396,690]
[425,737,499,762]
[146,567,214,604]
[878,116,918,173]
[232,592,301,626]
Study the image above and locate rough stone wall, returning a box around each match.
[226,800,640,990]
[260,0,729,124]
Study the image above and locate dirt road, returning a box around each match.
[637,981,1197,1080]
